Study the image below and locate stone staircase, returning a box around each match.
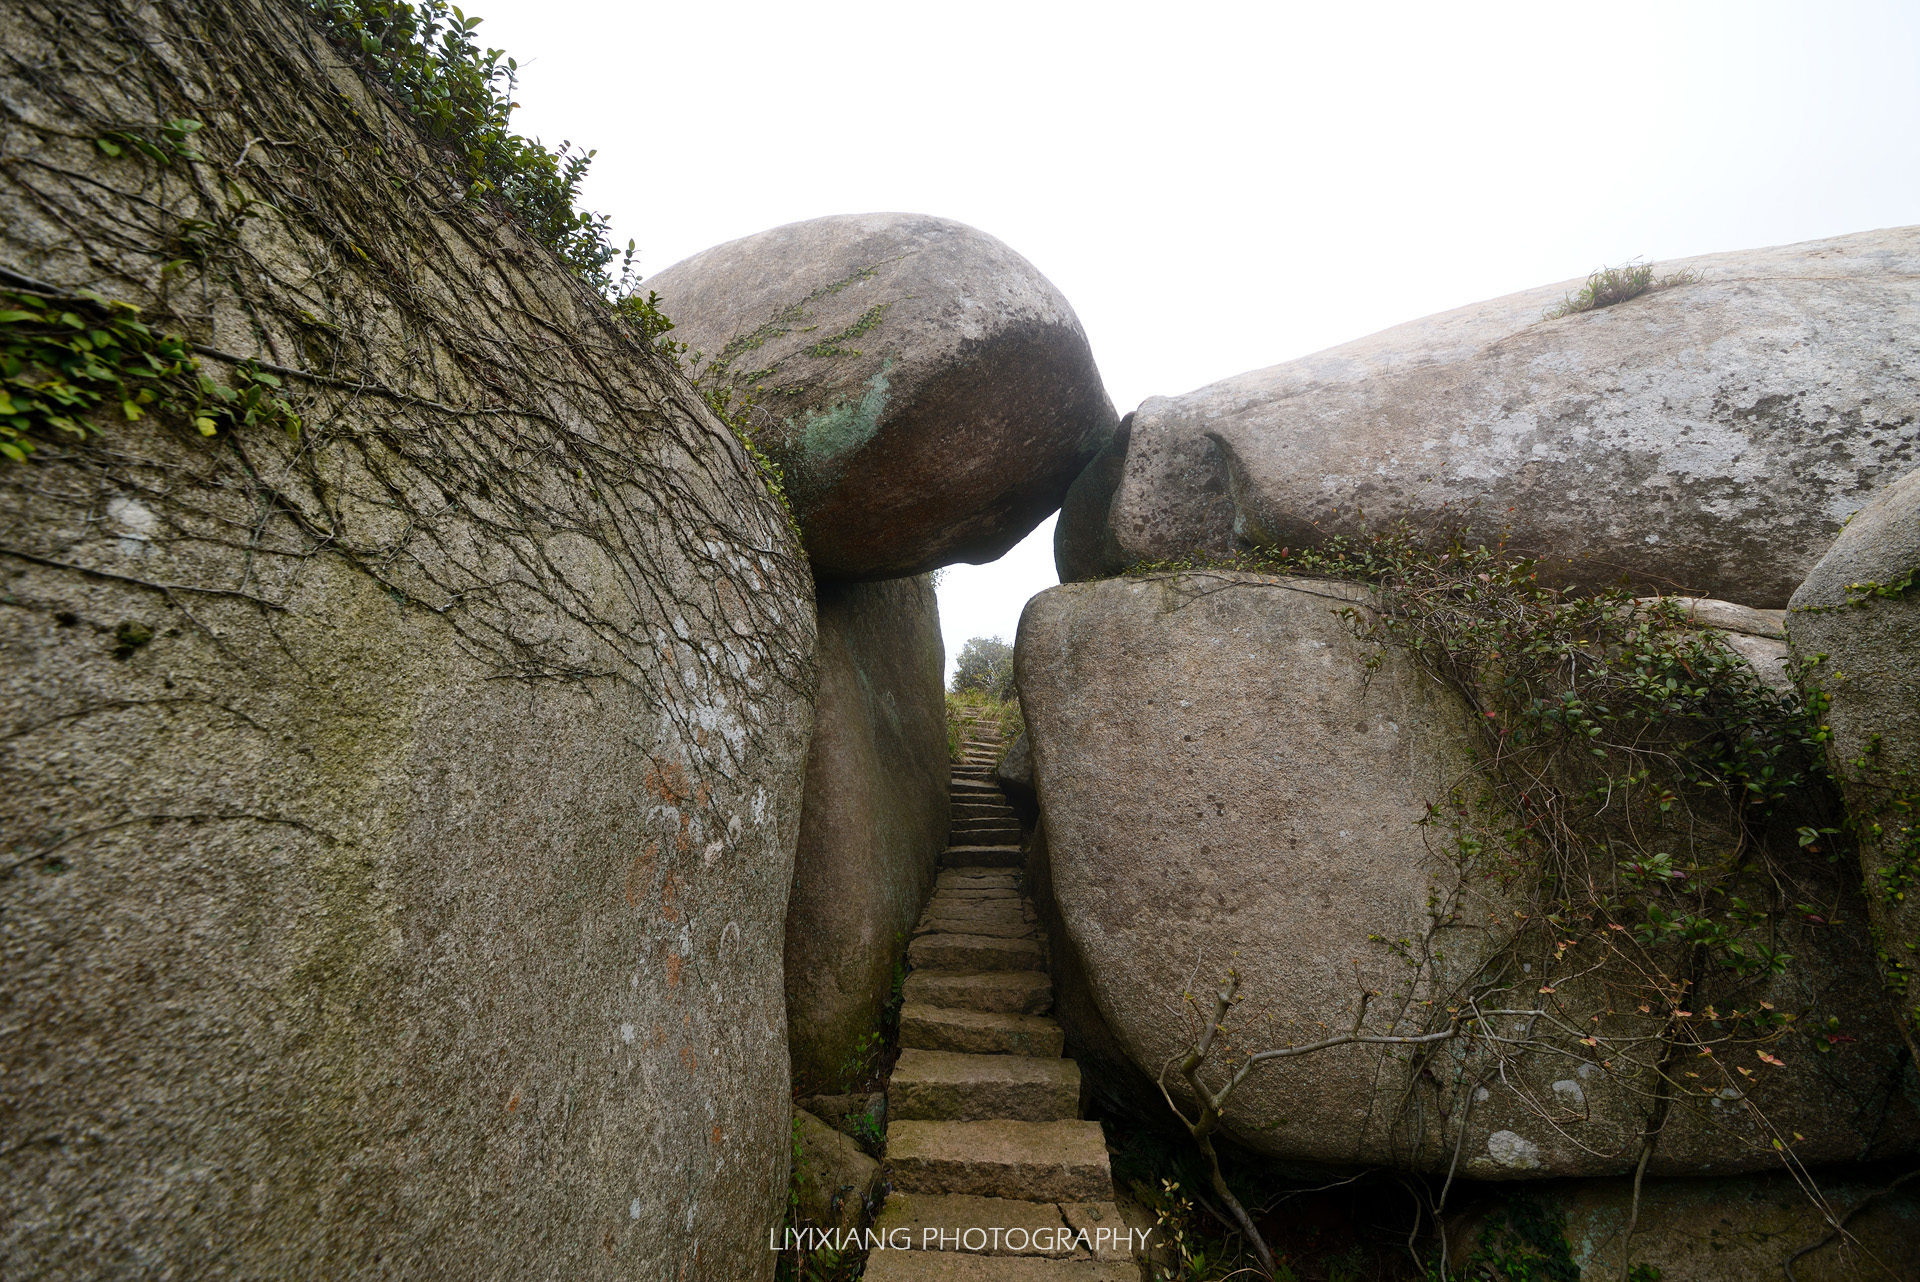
[865,712,1137,1281]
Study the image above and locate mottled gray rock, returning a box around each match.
[1451,1169,1920,1281]
[644,213,1118,579]
[0,5,814,1278]
[1053,412,1134,582]
[1071,227,1920,604]
[794,1108,880,1232]
[1015,573,1916,1175]
[788,576,949,1089]
[1789,464,1920,1043]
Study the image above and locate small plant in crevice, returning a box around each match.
[1138,1178,1261,1282]
[1543,260,1700,320]
[833,1030,885,1094]
[1447,1196,1581,1282]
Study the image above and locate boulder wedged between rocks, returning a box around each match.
[643,212,1119,580]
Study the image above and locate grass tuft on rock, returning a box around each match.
[1544,260,1700,320]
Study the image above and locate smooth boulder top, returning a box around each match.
[646,212,1118,580]
[1070,226,1920,604]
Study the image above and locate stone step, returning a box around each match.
[949,781,1003,794]
[886,1119,1112,1202]
[953,825,1023,844]
[916,916,1036,941]
[953,806,1017,821]
[938,869,1019,887]
[903,970,1051,1015]
[863,1252,1134,1280]
[950,837,1022,854]
[870,1193,1075,1257]
[891,1049,1081,1122]
[923,893,1033,919]
[900,1004,1065,1057]
[920,897,1034,924]
[909,933,1044,973]
[931,889,1022,906]
[942,845,1024,869]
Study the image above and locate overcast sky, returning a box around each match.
[476,0,1920,681]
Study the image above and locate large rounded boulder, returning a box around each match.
[1788,464,1920,1045]
[0,4,813,1277]
[1058,227,1920,604]
[644,213,1119,579]
[1015,573,1918,1176]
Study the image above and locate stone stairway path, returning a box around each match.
[865,712,1136,1281]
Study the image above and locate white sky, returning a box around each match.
[475,0,1920,681]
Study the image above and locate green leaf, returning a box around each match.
[95,137,123,157]
[0,310,40,324]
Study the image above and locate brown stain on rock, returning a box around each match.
[624,842,659,907]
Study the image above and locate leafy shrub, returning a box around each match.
[1452,1197,1580,1282]
[951,635,1014,700]
[309,1,621,290]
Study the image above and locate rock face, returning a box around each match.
[793,1109,881,1233]
[993,732,1036,809]
[1015,573,1918,1176]
[1789,464,1920,1042]
[1453,1169,1920,1281]
[643,213,1119,579]
[1060,228,1920,604]
[786,576,949,1089]
[0,4,813,1278]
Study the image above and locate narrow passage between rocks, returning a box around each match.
[865,711,1140,1281]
